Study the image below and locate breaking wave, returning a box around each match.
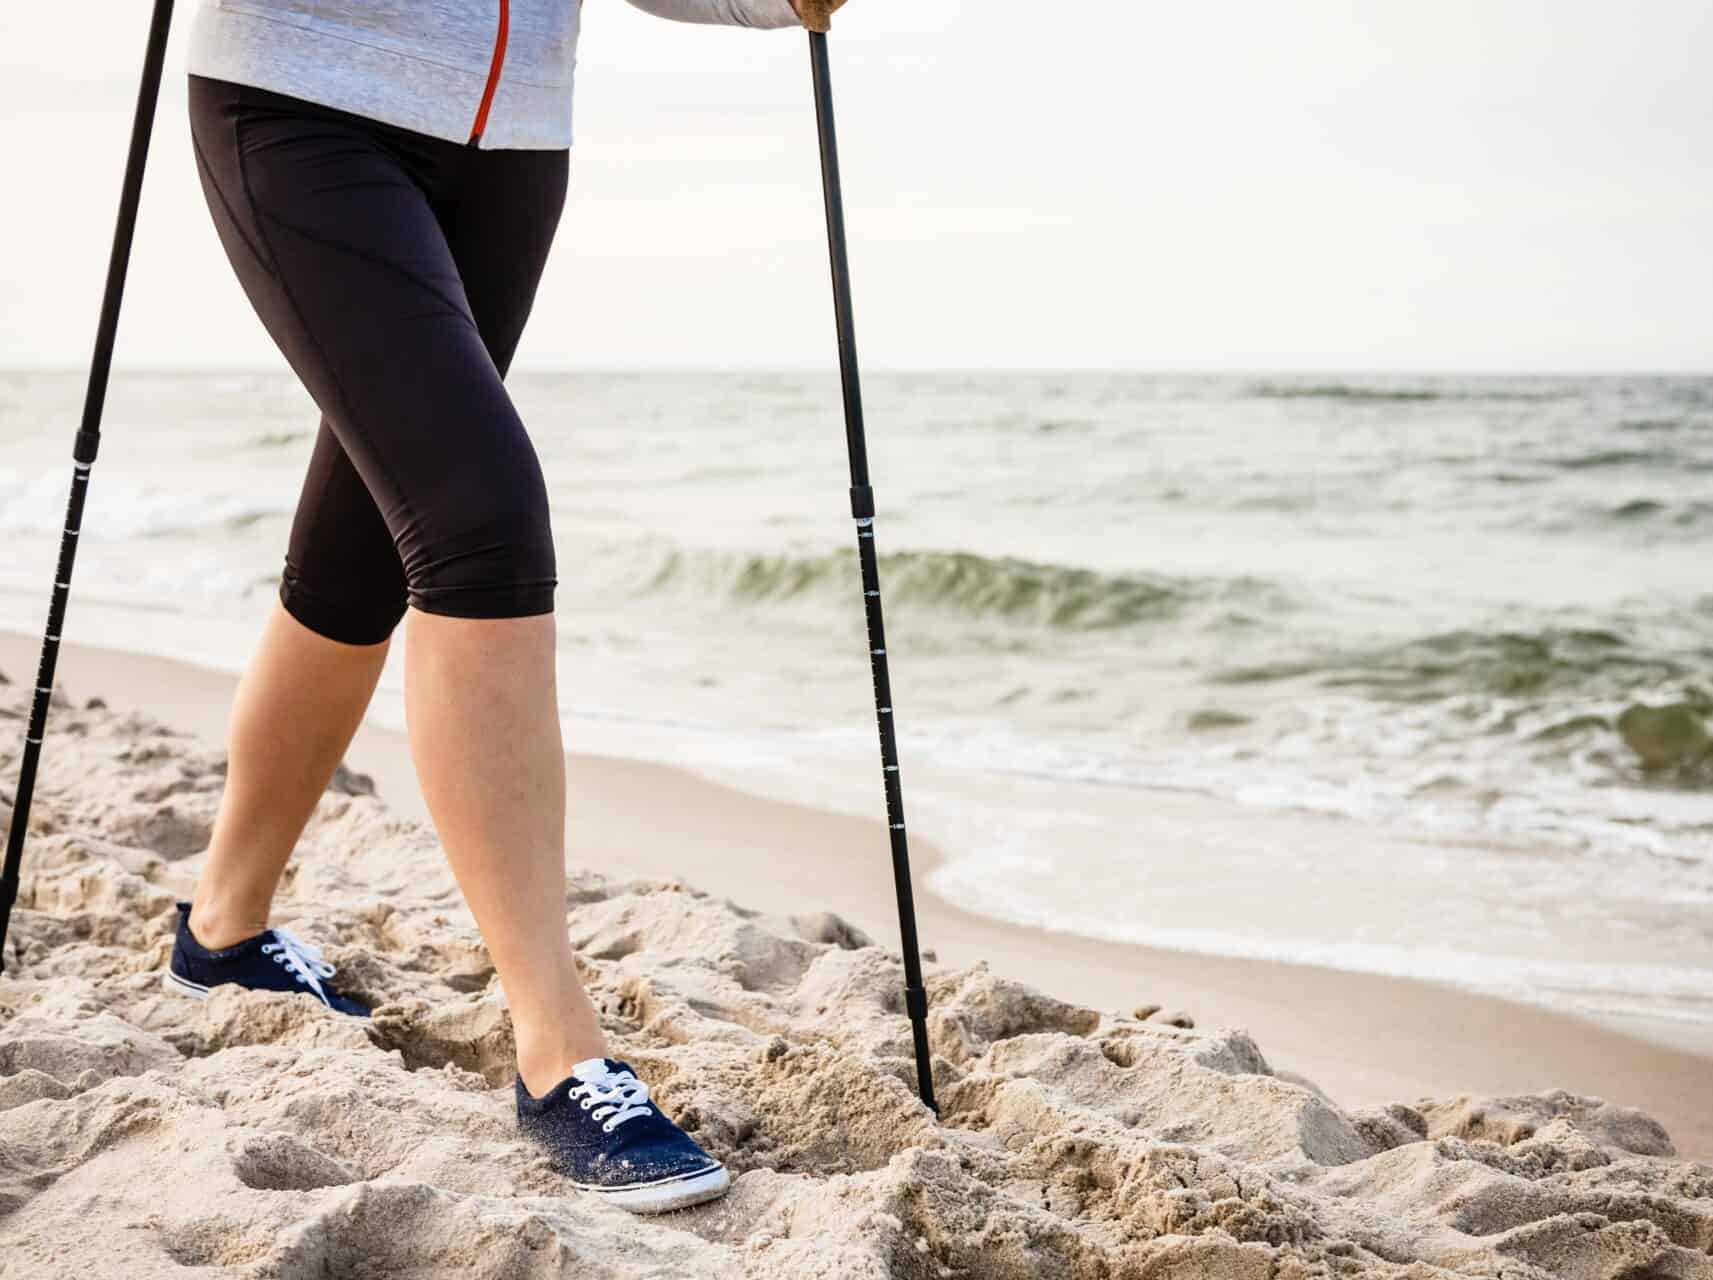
[605,543,1288,633]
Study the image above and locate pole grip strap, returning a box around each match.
[904,985,929,1021]
[850,485,875,520]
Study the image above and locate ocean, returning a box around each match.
[2,369,1710,1025]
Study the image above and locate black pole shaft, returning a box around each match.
[808,31,936,1113]
[0,0,176,971]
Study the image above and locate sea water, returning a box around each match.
[2,370,1709,1023]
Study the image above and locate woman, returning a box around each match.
[163,0,847,1215]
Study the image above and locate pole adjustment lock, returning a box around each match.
[849,485,875,521]
[73,432,101,466]
[904,985,929,1021]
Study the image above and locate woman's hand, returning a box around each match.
[790,0,848,33]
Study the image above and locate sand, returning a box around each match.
[1,639,1711,1277]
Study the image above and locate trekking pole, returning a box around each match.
[805,27,937,1113]
[0,0,176,971]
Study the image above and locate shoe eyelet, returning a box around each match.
[602,1121,615,1133]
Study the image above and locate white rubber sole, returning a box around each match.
[574,1164,731,1215]
[162,970,212,1000]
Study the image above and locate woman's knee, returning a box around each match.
[277,507,554,637]
[279,567,407,647]
[401,497,558,621]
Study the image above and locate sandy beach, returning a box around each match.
[1,628,1710,1276]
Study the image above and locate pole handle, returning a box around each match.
[797,0,842,34]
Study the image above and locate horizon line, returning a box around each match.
[3,364,1710,379]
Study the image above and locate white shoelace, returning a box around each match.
[261,927,338,1007]
[569,1069,653,1134]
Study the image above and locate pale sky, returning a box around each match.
[1,1,1709,371]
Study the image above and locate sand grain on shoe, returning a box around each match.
[1,683,1710,1277]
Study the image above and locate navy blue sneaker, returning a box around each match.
[517,1057,730,1214]
[163,901,370,1017]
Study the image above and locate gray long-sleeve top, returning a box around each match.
[187,0,800,150]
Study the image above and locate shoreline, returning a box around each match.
[3,626,1709,1159]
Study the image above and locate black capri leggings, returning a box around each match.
[188,75,568,645]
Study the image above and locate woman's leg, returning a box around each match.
[189,604,389,948]
[406,613,606,1090]
[187,77,601,1087]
